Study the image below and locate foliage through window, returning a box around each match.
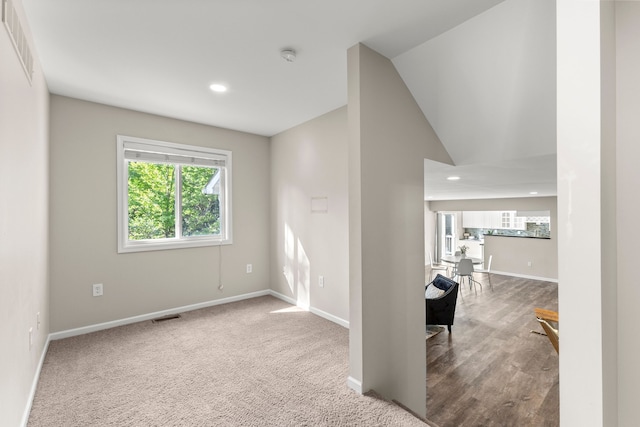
[117,135,232,252]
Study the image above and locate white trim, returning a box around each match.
[488,270,558,283]
[21,335,51,427]
[310,306,349,329]
[347,376,363,394]
[49,289,351,341]
[116,134,233,253]
[50,290,269,340]
[268,290,349,329]
[269,289,297,306]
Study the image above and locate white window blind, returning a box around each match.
[123,140,228,167]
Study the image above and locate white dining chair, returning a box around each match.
[474,255,493,288]
[428,251,449,281]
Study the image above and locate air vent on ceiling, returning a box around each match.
[2,0,34,84]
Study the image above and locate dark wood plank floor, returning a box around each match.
[426,272,559,427]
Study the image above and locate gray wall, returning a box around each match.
[49,96,270,332]
[428,197,558,280]
[347,43,452,418]
[0,0,50,424]
[270,106,349,323]
[615,2,640,424]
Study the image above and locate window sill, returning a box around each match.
[118,237,232,253]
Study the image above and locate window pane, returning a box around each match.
[127,161,176,240]
[181,166,220,237]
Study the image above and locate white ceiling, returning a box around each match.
[394,0,557,200]
[21,0,556,201]
[424,155,557,201]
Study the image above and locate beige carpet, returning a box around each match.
[28,296,427,426]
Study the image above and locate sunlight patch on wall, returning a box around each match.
[296,238,310,310]
[284,222,295,294]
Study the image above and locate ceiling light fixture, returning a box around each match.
[447,176,461,181]
[209,83,228,93]
[529,191,538,195]
[280,48,297,63]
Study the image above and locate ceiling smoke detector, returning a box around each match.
[280,49,297,63]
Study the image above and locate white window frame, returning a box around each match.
[117,135,232,253]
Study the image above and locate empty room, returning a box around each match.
[2,0,639,426]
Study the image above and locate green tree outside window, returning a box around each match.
[127,162,220,240]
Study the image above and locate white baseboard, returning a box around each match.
[268,290,349,329]
[489,270,558,283]
[347,376,363,394]
[21,334,51,427]
[50,290,270,340]
[50,288,351,341]
[310,306,349,329]
[268,289,297,306]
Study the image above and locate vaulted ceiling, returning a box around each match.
[21,0,556,200]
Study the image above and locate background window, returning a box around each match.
[117,135,232,253]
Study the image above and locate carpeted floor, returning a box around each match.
[28,296,427,426]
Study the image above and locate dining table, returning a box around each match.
[440,254,483,265]
[440,254,483,278]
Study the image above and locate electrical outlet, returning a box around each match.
[37,312,40,330]
[319,275,325,288]
[29,327,33,350]
[92,283,103,297]
[527,261,532,267]
[246,264,253,274]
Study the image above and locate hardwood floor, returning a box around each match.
[426,273,559,427]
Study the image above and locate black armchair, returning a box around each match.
[425,274,459,333]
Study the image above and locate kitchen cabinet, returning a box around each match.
[502,211,526,230]
[486,212,502,229]
[462,211,498,228]
[462,211,526,230]
[462,211,482,228]
[513,215,526,230]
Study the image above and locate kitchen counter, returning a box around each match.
[484,234,550,240]
[460,240,484,246]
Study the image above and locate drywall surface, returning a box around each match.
[270,107,349,323]
[600,2,617,426]
[615,2,640,424]
[394,0,556,166]
[0,0,50,424]
[347,43,452,418]
[557,1,604,424]
[49,96,270,332]
[428,197,558,280]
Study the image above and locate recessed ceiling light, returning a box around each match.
[529,191,538,195]
[447,176,461,181]
[209,83,227,93]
